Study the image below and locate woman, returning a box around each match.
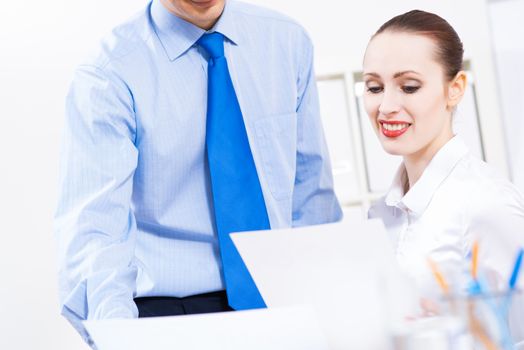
[363,10,524,321]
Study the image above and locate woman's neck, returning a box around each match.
[403,133,454,190]
[403,152,432,191]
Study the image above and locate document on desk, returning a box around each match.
[84,305,329,350]
[231,218,414,350]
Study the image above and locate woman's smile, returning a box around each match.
[380,120,412,138]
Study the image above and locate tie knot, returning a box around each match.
[198,32,225,59]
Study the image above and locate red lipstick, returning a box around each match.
[380,120,411,138]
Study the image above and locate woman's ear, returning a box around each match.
[447,71,467,110]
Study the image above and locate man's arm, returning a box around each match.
[55,65,139,342]
[291,33,343,226]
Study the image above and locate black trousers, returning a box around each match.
[134,291,234,317]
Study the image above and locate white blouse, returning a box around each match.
[369,136,524,298]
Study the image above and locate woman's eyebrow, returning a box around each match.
[363,72,380,79]
[363,71,422,79]
[393,70,421,78]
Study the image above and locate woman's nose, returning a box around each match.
[378,89,401,116]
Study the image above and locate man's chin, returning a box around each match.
[189,0,222,10]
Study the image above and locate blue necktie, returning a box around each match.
[198,32,269,310]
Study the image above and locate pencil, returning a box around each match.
[471,240,479,281]
[427,257,449,294]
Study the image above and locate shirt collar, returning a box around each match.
[150,0,240,61]
[385,136,470,215]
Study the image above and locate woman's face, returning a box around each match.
[362,31,458,159]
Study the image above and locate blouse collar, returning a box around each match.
[385,136,470,215]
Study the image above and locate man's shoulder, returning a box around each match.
[82,5,153,70]
[229,1,308,36]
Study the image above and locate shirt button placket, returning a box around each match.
[396,205,410,259]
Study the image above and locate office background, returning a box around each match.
[0,0,522,348]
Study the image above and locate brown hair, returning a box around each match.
[374,10,464,81]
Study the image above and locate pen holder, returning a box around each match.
[441,290,524,350]
[391,291,523,350]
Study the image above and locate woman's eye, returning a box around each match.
[366,86,383,94]
[402,85,420,94]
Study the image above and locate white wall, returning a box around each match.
[0,2,146,349]
[0,1,515,349]
[488,0,524,192]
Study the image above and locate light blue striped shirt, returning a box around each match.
[56,0,342,338]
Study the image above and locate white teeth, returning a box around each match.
[382,123,410,131]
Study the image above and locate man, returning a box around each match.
[56,0,342,345]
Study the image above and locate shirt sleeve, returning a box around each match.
[55,64,139,342]
[291,32,343,227]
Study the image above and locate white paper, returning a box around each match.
[84,305,329,350]
[231,218,414,350]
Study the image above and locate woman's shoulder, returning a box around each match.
[454,154,524,217]
[455,154,503,181]
[450,154,515,194]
